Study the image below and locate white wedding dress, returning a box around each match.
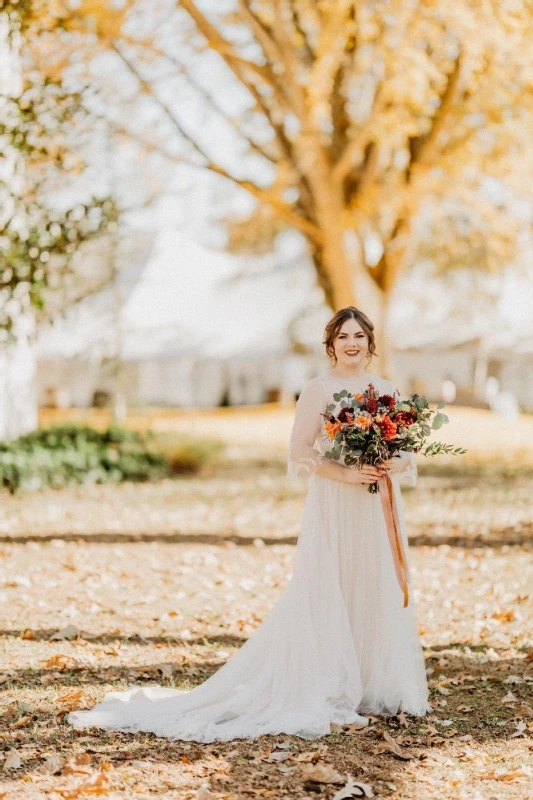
[69,370,432,742]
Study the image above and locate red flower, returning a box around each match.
[366,397,378,415]
[377,415,397,440]
[394,411,416,427]
[338,407,355,423]
[379,394,396,410]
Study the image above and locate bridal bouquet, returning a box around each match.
[317,383,466,494]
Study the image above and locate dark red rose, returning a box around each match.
[338,407,355,423]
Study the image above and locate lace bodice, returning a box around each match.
[286,370,417,486]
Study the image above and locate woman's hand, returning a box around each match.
[345,463,385,485]
[380,455,405,474]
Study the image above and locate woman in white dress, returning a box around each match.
[69,306,432,742]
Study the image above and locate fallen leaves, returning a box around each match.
[54,771,111,798]
[491,609,517,623]
[3,749,21,771]
[56,689,87,712]
[50,624,81,641]
[509,720,527,738]
[1,470,532,800]
[373,731,412,760]
[481,765,533,782]
[43,654,79,671]
[332,776,375,799]
[299,761,345,785]
[42,755,64,775]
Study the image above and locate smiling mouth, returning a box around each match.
[345,351,360,355]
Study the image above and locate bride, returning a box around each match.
[69,306,432,742]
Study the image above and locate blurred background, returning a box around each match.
[2,1,533,484]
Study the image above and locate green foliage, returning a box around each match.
[422,442,468,457]
[0,67,118,333]
[0,425,171,494]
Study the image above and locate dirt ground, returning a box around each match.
[1,464,532,799]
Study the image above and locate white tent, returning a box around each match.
[37,229,321,407]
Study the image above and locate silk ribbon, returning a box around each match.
[377,472,410,607]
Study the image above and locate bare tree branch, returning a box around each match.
[407,50,463,177]
[110,45,322,244]
[332,81,386,184]
[179,0,293,115]
[158,52,278,166]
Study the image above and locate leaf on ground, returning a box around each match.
[491,609,516,622]
[332,775,374,799]
[267,752,292,763]
[56,690,86,711]
[50,624,81,641]
[501,691,518,703]
[510,721,527,738]
[343,721,371,734]
[55,771,110,798]
[43,654,78,671]
[517,703,533,717]
[374,731,412,760]
[299,762,345,784]
[193,785,218,799]
[457,748,490,765]
[274,739,292,749]
[13,715,32,728]
[295,752,322,763]
[42,755,63,775]
[3,750,21,771]
[62,753,92,775]
[396,711,408,726]
[481,766,533,782]
[503,675,522,684]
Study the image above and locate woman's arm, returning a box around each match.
[287,378,327,480]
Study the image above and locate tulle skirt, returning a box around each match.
[68,473,432,742]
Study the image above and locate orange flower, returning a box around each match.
[355,415,372,430]
[377,415,397,440]
[325,420,342,440]
[354,393,365,402]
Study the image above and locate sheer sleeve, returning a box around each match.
[287,378,327,480]
[390,382,418,488]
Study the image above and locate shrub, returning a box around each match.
[0,424,170,493]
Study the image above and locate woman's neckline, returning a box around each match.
[325,369,381,387]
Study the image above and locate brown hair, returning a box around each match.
[323,306,377,364]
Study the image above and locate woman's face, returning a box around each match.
[332,318,369,368]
